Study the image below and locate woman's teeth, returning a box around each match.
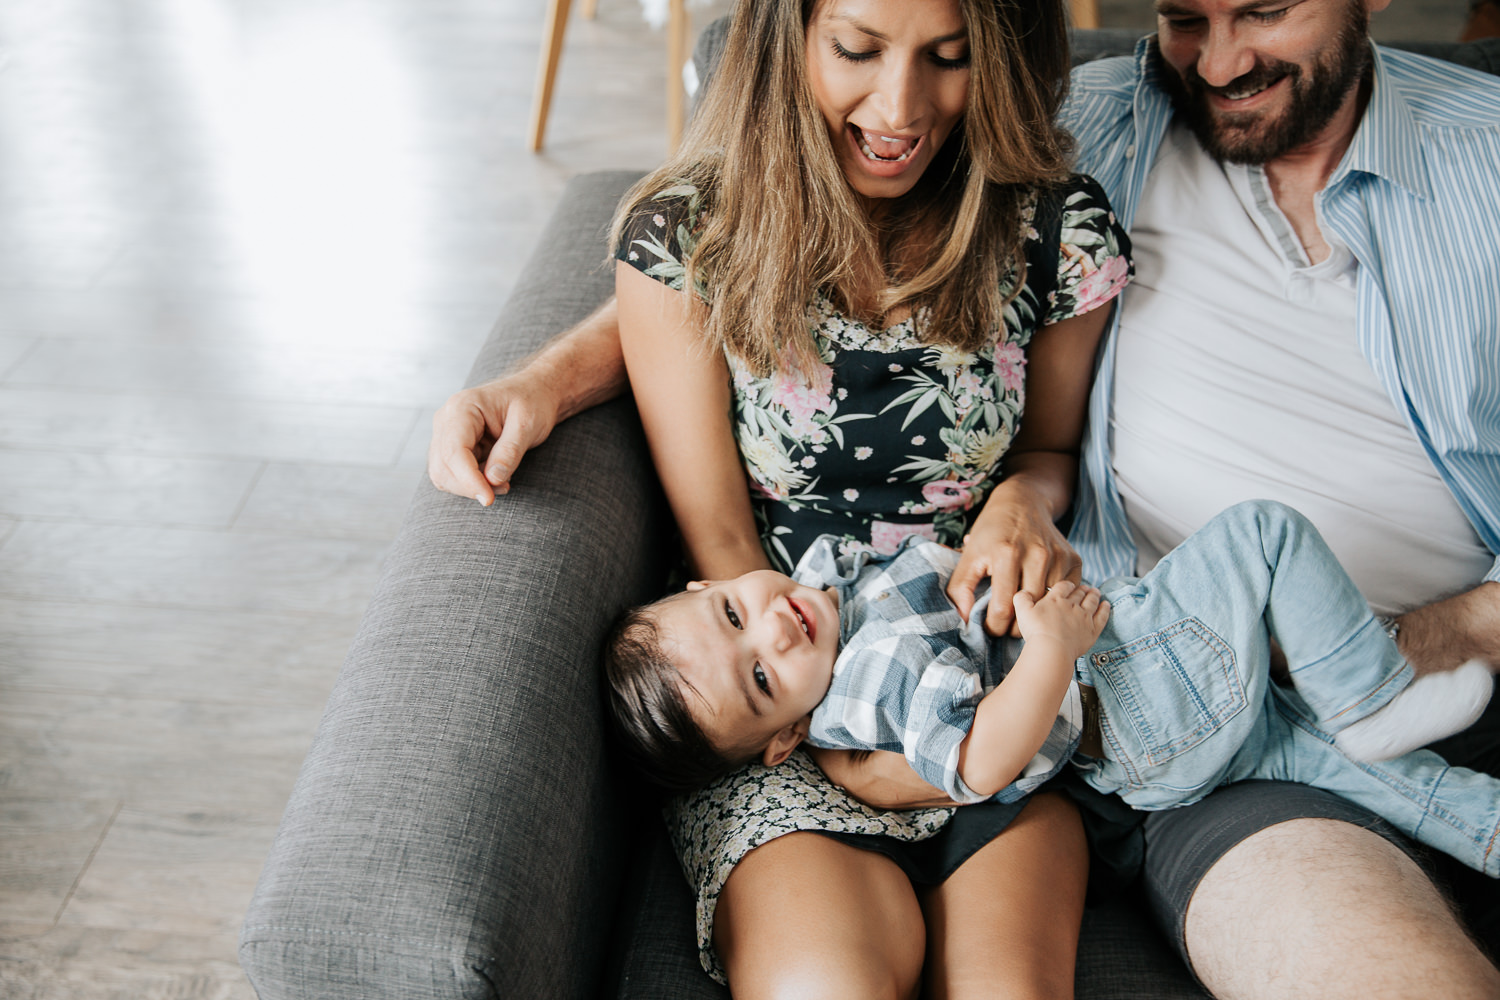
[861,141,911,162]
[856,127,918,162]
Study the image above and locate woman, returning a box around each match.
[608,0,1131,995]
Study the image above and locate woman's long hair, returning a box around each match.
[611,0,1073,375]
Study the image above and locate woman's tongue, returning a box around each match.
[853,125,918,162]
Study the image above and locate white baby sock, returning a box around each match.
[1335,660,1494,762]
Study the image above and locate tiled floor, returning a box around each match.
[0,1,1480,996]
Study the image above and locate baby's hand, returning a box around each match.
[1012,581,1110,661]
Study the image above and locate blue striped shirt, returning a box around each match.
[1062,40,1500,588]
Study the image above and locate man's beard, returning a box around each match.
[1158,4,1372,165]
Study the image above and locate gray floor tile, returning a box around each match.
[7,338,476,409]
[0,689,320,812]
[0,522,388,615]
[0,336,39,378]
[0,386,419,465]
[0,288,501,353]
[0,798,120,925]
[58,806,280,938]
[0,599,352,707]
[232,461,424,539]
[0,926,253,1000]
[0,450,259,527]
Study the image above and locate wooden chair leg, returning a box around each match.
[580,0,597,21]
[1068,0,1101,30]
[529,0,575,152]
[666,0,689,150]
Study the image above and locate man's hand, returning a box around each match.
[427,299,629,505]
[804,746,958,810]
[428,375,562,505]
[1392,581,1500,676]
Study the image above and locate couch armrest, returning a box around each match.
[241,171,664,1000]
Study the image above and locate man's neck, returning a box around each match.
[1260,73,1373,265]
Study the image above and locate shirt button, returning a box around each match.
[1124,143,1136,159]
[877,591,889,600]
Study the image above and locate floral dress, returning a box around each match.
[616,175,1132,983]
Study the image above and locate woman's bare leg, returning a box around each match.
[715,831,927,1000]
[919,792,1088,1000]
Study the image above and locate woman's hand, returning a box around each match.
[947,473,1082,637]
[804,746,959,810]
[948,305,1113,635]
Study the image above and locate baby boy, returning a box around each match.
[603,500,1500,876]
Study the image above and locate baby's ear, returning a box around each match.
[686,580,711,592]
[761,716,812,767]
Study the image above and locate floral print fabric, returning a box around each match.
[615,175,1132,983]
[618,177,1132,571]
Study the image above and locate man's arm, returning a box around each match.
[1394,581,1500,675]
[428,297,626,505]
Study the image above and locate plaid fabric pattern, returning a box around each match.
[793,536,1083,804]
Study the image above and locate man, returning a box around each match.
[429,1,1500,993]
[1055,0,1500,994]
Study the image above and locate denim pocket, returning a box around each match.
[1089,617,1247,776]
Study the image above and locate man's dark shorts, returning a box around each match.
[1104,685,1500,970]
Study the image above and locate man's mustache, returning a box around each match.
[1179,60,1299,101]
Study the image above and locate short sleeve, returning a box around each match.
[1043,174,1133,326]
[613,181,708,295]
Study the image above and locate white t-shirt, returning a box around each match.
[1110,121,1490,616]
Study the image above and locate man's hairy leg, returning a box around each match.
[1184,819,1500,1000]
[715,831,925,1000]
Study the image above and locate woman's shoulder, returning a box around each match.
[1027,173,1116,231]
[1030,173,1133,326]
[615,180,713,289]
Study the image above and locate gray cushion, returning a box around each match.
[240,171,664,1000]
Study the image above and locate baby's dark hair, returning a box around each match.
[601,599,757,794]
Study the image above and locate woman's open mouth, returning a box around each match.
[852,124,921,162]
[845,124,925,175]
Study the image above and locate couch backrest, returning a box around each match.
[692,20,1500,93]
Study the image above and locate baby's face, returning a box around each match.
[655,571,841,761]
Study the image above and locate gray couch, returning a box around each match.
[239,29,1500,1000]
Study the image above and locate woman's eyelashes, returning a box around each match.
[725,599,742,630]
[831,38,877,63]
[828,38,969,70]
[753,663,771,696]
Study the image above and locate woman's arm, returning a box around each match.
[428,298,627,504]
[616,262,770,579]
[948,303,1114,636]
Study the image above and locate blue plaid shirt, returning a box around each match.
[793,536,1084,805]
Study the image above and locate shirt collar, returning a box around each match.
[1334,43,1432,201]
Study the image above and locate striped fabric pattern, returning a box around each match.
[1061,39,1500,588]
